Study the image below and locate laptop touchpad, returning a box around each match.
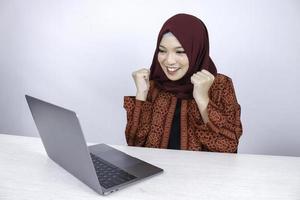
[95,150,141,169]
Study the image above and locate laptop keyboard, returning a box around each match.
[90,153,136,189]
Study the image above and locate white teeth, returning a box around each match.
[167,67,179,72]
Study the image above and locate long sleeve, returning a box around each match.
[123,81,157,146]
[123,97,153,146]
[190,75,242,153]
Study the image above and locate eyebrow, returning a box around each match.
[159,45,184,49]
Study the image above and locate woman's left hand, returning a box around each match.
[191,69,215,102]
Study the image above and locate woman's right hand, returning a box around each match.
[132,68,150,101]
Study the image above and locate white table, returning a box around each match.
[1,134,300,200]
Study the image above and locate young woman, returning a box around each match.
[124,13,242,153]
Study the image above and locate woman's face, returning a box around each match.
[158,32,189,81]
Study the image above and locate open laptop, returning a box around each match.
[25,95,163,195]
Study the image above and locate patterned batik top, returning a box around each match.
[123,74,242,153]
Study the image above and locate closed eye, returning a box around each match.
[158,49,166,53]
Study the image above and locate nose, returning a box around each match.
[165,53,176,65]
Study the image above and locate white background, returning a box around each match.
[1,0,299,156]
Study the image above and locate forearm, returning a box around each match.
[200,131,239,153]
[135,91,148,101]
[124,96,144,145]
[195,95,210,124]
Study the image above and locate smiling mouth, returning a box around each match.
[166,67,180,74]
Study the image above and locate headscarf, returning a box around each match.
[150,13,217,99]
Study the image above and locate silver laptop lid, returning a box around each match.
[25,95,102,194]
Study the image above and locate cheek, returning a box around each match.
[157,54,166,66]
[157,54,164,61]
[184,56,189,67]
[179,56,189,67]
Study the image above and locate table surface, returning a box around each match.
[1,134,300,200]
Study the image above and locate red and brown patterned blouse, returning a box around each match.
[123,74,242,153]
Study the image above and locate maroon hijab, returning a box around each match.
[150,13,217,99]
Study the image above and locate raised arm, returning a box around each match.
[190,74,242,153]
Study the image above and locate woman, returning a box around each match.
[123,13,242,153]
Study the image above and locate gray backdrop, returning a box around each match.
[1,0,299,156]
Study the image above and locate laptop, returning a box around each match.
[25,95,163,195]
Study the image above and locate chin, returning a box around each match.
[166,75,181,81]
